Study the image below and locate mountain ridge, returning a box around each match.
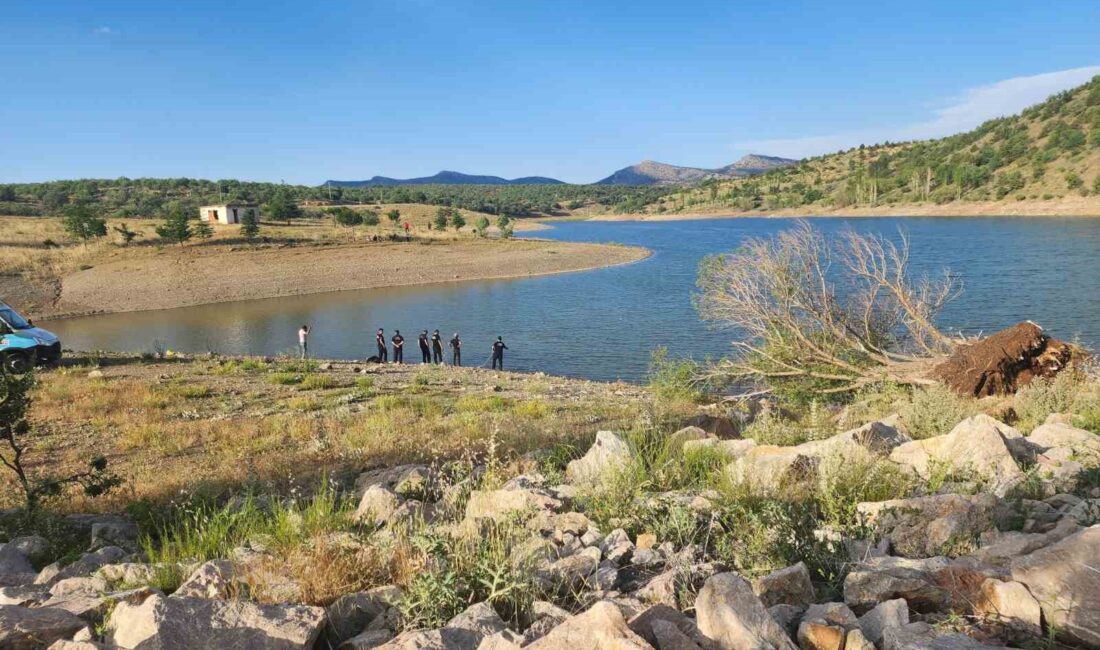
[595,154,798,186]
[324,171,566,187]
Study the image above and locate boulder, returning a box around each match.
[35,547,127,586]
[173,559,239,599]
[628,604,709,648]
[844,629,876,650]
[354,485,404,526]
[444,601,508,646]
[888,416,1023,495]
[525,600,653,649]
[972,516,1080,567]
[566,431,633,488]
[844,564,949,614]
[857,599,909,645]
[930,321,1076,397]
[479,630,525,650]
[353,464,433,498]
[546,547,601,591]
[753,562,815,608]
[326,590,389,644]
[857,493,1015,558]
[340,628,394,648]
[634,564,719,608]
[0,585,49,606]
[0,544,36,587]
[105,592,325,650]
[0,605,89,650]
[973,579,1041,634]
[1010,525,1100,648]
[1028,422,1100,460]
[683,438,758,461]
[8,535,50,565]
[681,413,741,440]
[465,488,562,523]
[695,572,797,650]
[882,622,1006,650]
[727,446,818,489]
[669,426,710,450]
[651,619,705,650]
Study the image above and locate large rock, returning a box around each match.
[727,446,818,490]
[883,622,1007,650]
[857,493,1015,558]
[0,605,89,650]
[354,485,404,526]
[1028,422,1100,461]
[930,321,1076,397]
[354,464,433,498]
[105,592,325,649]
[35,547,127,586]
[464,488,562,523]
[857,599,909,645]
[326,590,389,644]
[888,416,1023,495]
[1010,525,1100,648]
[173,559,239,599]
[0,544,36,587]
[973,579,1041,634]
[753,562,815,608]
[695,572,797,650]
[566,431,633,488]
[797,603,858,650]
[525,600,653,649]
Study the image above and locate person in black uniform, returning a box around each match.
[431,330,444,364]
[391,330,405,363]
[375,328,388,362]
[450,333,462,366]
[418,330,431,363]
[491,336,508,370]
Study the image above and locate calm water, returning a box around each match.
[44,217,1100,382]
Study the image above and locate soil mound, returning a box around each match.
[931,321,1076,397]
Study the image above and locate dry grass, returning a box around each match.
[2,355,646,511]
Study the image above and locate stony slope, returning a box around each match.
[596,154,798,186]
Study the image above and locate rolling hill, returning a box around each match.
[324,171,564,187]
[595,154,797,186]
[645,75,1100,215]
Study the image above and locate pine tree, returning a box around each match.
[240,210,260,243]
[433,207,450,231]
[193,219,214,240]
[112,223,140,246]
[474,216,489,237]
[155,207,193,246]
[450,210,466,232]
[62,205,107,245]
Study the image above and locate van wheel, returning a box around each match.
[3,351,33,374]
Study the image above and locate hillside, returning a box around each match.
[642,76,1100,215]
[596,154,797,186]
[324,170,565,187]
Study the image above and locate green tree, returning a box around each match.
[386,209,401,229]
[1,371,122,513]
[240,210,261,243]
[62,205,108,244]
[329,206,363,227]
[474,216,489,237]
[362,210,380,226]
[495,215,510,231]
[1065,172,1084,190]
[433,207,450,231]
[155,207,193,246]
[450,211,466,232]
[0,186,15,202]
[194,219,214,240]
[112,223,140,246]
[499,220,514,239]
[266,189,301,224]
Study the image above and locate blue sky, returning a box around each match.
[2,1,1098,185]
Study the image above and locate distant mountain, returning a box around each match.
[595,154,798,186]
[324,171,565,187]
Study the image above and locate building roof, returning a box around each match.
[199,203,260,208]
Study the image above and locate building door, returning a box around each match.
[232,208,238,224]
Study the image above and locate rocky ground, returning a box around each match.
[2,401,1097,649]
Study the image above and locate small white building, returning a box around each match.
[199,203,260,225]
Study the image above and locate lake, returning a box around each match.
[43,217,1100,383]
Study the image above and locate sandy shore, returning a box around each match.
[590,195,1100,221]
[52,238,649,317]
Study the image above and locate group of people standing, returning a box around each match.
[297,325,508,369]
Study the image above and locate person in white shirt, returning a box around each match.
[298,325,310,359]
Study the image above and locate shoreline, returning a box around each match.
[587,196,1100,221]
[41,238,650,320]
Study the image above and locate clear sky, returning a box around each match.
[3,1,1098,185]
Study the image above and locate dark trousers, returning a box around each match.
[492,354,503,370]
[452,350,461,366]
[393,347,403,363]
[420,346,431,363]
[433,347,443,363]
[377,344,387,362]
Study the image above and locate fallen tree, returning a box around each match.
[695,222,960,400]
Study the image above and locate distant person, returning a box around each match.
[450,333,462,366]
[391,329,405,363]
[375,328,388,362]
[298,325,310,359]
[491,336,508,370]
[431,329,444,364]
[403,221,411,240]
[418,330,431,363]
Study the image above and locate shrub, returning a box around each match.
[268,372,302,385]
[647,348,704,403]
[899,384,980,439]
[1015,369,1100,433]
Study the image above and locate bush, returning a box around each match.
[647,348,704,403]
[1014,369,1100,432]
[899,384,980,439]
[268,372,302,385]
[299,374,337,390]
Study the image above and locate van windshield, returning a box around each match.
[0,307,31,329]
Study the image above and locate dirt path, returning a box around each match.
[54,238,648,316]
